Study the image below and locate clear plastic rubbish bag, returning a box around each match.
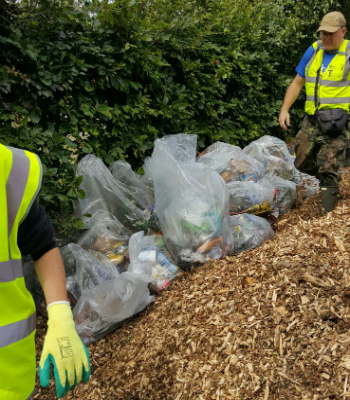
[64,243,119,302]
[197,141,231,157]
[141,157,155,192]
[77,210,129,254]
[83,209,129,232]
[243,135,294,180]
[292,167,320,198]
[128,231,182,292]
[74,155,153,231]
[109,159,154,209]
[198,141,265,183]
[156,133,197,163]
[261,175,297,214]
[149,134,233,266]
[230,213,274,253]
[227,180,275,213]
[73,272,154,344]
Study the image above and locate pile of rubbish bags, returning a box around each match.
[24,134,319,344]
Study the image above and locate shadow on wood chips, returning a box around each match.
[34,168,350,400]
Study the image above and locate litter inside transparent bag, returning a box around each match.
[149,134,233,266]
[230,213,275,253]
[77,210,129,255]
[227,180,275,213]
[64,243,119,302]
[128,231,182,292]
[198,141,265,183]
[261,175,297,214]
[243,135,294,180]
[292,167,320,198]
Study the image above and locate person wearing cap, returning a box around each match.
[0,144,90,399]
[279,11,349,212]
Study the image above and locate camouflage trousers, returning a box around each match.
[294,115,349,187]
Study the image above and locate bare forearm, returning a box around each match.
[281,77,305,112]
[34,247,68,305]
[279,75,305,130]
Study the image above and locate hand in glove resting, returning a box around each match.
[39,303,90,398]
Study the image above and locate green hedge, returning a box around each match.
[0,0,346,228]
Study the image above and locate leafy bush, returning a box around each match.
[0,0,346,229]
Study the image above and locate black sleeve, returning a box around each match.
[17,202,57,261]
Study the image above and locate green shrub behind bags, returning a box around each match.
[0,0,345,224]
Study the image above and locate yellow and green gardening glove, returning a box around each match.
[39,302,91,398]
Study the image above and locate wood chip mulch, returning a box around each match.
[34,169,350,400]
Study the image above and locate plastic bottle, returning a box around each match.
[156,252,178,275]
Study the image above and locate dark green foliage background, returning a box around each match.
[0,0,347,228]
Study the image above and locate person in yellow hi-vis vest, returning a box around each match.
[279,11,350,213]
[0,144,90,400]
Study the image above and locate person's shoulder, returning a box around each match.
[311,40,322,50]
[303,43,318,61]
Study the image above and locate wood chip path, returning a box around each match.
[34,169,350,400]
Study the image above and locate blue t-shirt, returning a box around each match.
[296,45,336,77]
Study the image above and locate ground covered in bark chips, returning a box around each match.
[35,169,350,400]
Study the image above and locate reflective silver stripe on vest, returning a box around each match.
[319,97,350,104]
[304,76,348,86]
[320,80,350,87]
[305,76,317,83]
[0,259,23,282]
[6,147,30,236]
[20,154,42,226]
[343,41,350,80]
[0,147,31,283]
[0,311,36,348]
[306,95,350,103]
[305,40,321,74]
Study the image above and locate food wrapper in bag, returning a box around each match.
[149,134,233,266]
[128,231,182,292]
[230,214,274,253]
[77,210,129,253]
[198,141,265,183]
[243,135,294,180]
[227,180,275,213]
[260,176,297,215]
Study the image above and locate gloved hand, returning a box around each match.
[39,303,91,398]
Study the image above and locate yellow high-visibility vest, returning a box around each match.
[0,144,42,400]
[304,39,350,115]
